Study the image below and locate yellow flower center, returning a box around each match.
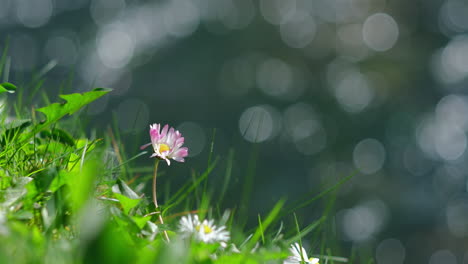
[159,143,170,153]
[196,224,213,234]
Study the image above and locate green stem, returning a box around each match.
[153,159,170,242]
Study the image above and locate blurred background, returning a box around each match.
[2,0,468,262]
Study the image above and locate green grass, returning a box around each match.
[0,56,359,263]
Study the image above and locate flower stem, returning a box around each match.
[153,159,170,242]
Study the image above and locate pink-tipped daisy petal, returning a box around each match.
[143,123,189,166]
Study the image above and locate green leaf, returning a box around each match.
[49,170,73,193]
[1,177,33,207]
[66,157,103,213]
[0,119,31,146]
[114,193,141,215]
[34,167,58,193]
[215,251,286,264]
[132,216,151,229]
[35,88,111,131]
[0,82,16,94]
[39,128,76,147]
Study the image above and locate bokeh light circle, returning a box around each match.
[338,200,389,242]
[97,24,135,69]
[446,198,468,237]
[256,58,293,98]
[429,250,457,264]
[335,71,374,113]
[45,35,78,67]
[283,103,326,155]
[90,0,126,25]
[15,0,53,28]
[239,105,280,143]
[280,11,316,48]
[260,0,296,25]
[363,13,399,52]
[376,238,406,264]
[353,138,386,174]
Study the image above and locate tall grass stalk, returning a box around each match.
[152,159,169,242]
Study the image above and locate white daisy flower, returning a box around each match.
[179,214,230,244]
[179,214,200,234]
[284,243,320,264]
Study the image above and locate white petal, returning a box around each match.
[308,258,320,264]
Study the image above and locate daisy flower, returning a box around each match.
[284,243,320,264]
[141,123,188,166]
[179,214,201,235]
[179,214,230,244]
